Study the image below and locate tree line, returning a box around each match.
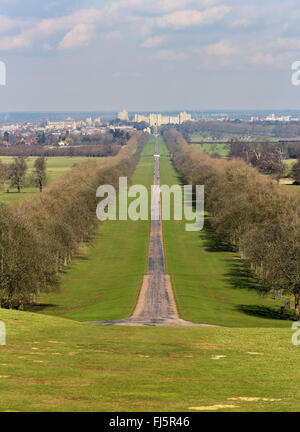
[0,133,148,308]
[229,139,300,160]
[228,140,300,183]
[0,129,131,149]
[228,140,286,181]
[0,144,121,158]
[174,120,300,139]
[164,129,300,319]
[0,156,48,193]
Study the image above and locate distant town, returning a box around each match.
[0,110,192,147]
[1,109,300,149]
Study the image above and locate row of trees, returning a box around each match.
[176,120,300,139]
[228,140,300,183]
[228,140,286,181]
[164,129,300,318]
[0,157,48,193]
[0,144,121,158]
[0,133,148,308]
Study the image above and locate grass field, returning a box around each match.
[0,156,102,205]
[159,137,293,328]
[284,185,300,193]
[189,133,278,142]
[0,135,299,412]
[34,138,154,321]
[278,159,300,193]
[191,143,229,156]
[189,134,234,142]
[0,307,298,412]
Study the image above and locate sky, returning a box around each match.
[0,0,300,112]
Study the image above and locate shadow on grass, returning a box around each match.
[59,253,90,275]
[225,261,266,293]
[25,303,57,313]
[68,254,89,262]
[236,304,294,321]
[201,217,235,252]
[202,218,263,291]
[167,158,186,187]
[26,245,93,313]
[201,217,293,321]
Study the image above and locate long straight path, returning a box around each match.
[87,135,214,326]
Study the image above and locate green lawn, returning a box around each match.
[189,134,210,142]
[159,137,292,328]
[284,185,300,192]
[35,138,154,321]
[0,156,102,205]
[189,133,278,142]
[189,133,237,143]
[191,143,229,156]
[0,307,298,412]
[285,159,297,167]
[0,135,299,412]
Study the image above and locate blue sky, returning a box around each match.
[0,0,300,111]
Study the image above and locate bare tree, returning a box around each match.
[33,157,48,192]
[9,157,28,193]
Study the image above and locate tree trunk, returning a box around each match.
[295,293,300,320]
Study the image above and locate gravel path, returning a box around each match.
[86,135,215,327]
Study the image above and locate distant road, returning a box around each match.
[87,134,215,327]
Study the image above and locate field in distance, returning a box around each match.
[0,156,103,205]
[191,143,229,156]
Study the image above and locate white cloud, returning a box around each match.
[204,40,237,56]
[154,6,231,30]
[59,24,94,50]
[193,40,239,68]
[0,3,231,52]
[0,8,103,51]
[0,29,33,50]
[38,9,102,36]
[195,38,280,69]
[230,5,260,29]
[0,0,296,74]
[0,15,20,34]
[107,0,194,14]
[141,36,164,48]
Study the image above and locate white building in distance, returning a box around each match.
[46,120,77,131]
[0,124,20,132]
[179,112,192,123]
[134,114,149,123]
[134,112,192,126]
[265,113,292,122]
[46,117,102,131]
[117,109,129,122]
